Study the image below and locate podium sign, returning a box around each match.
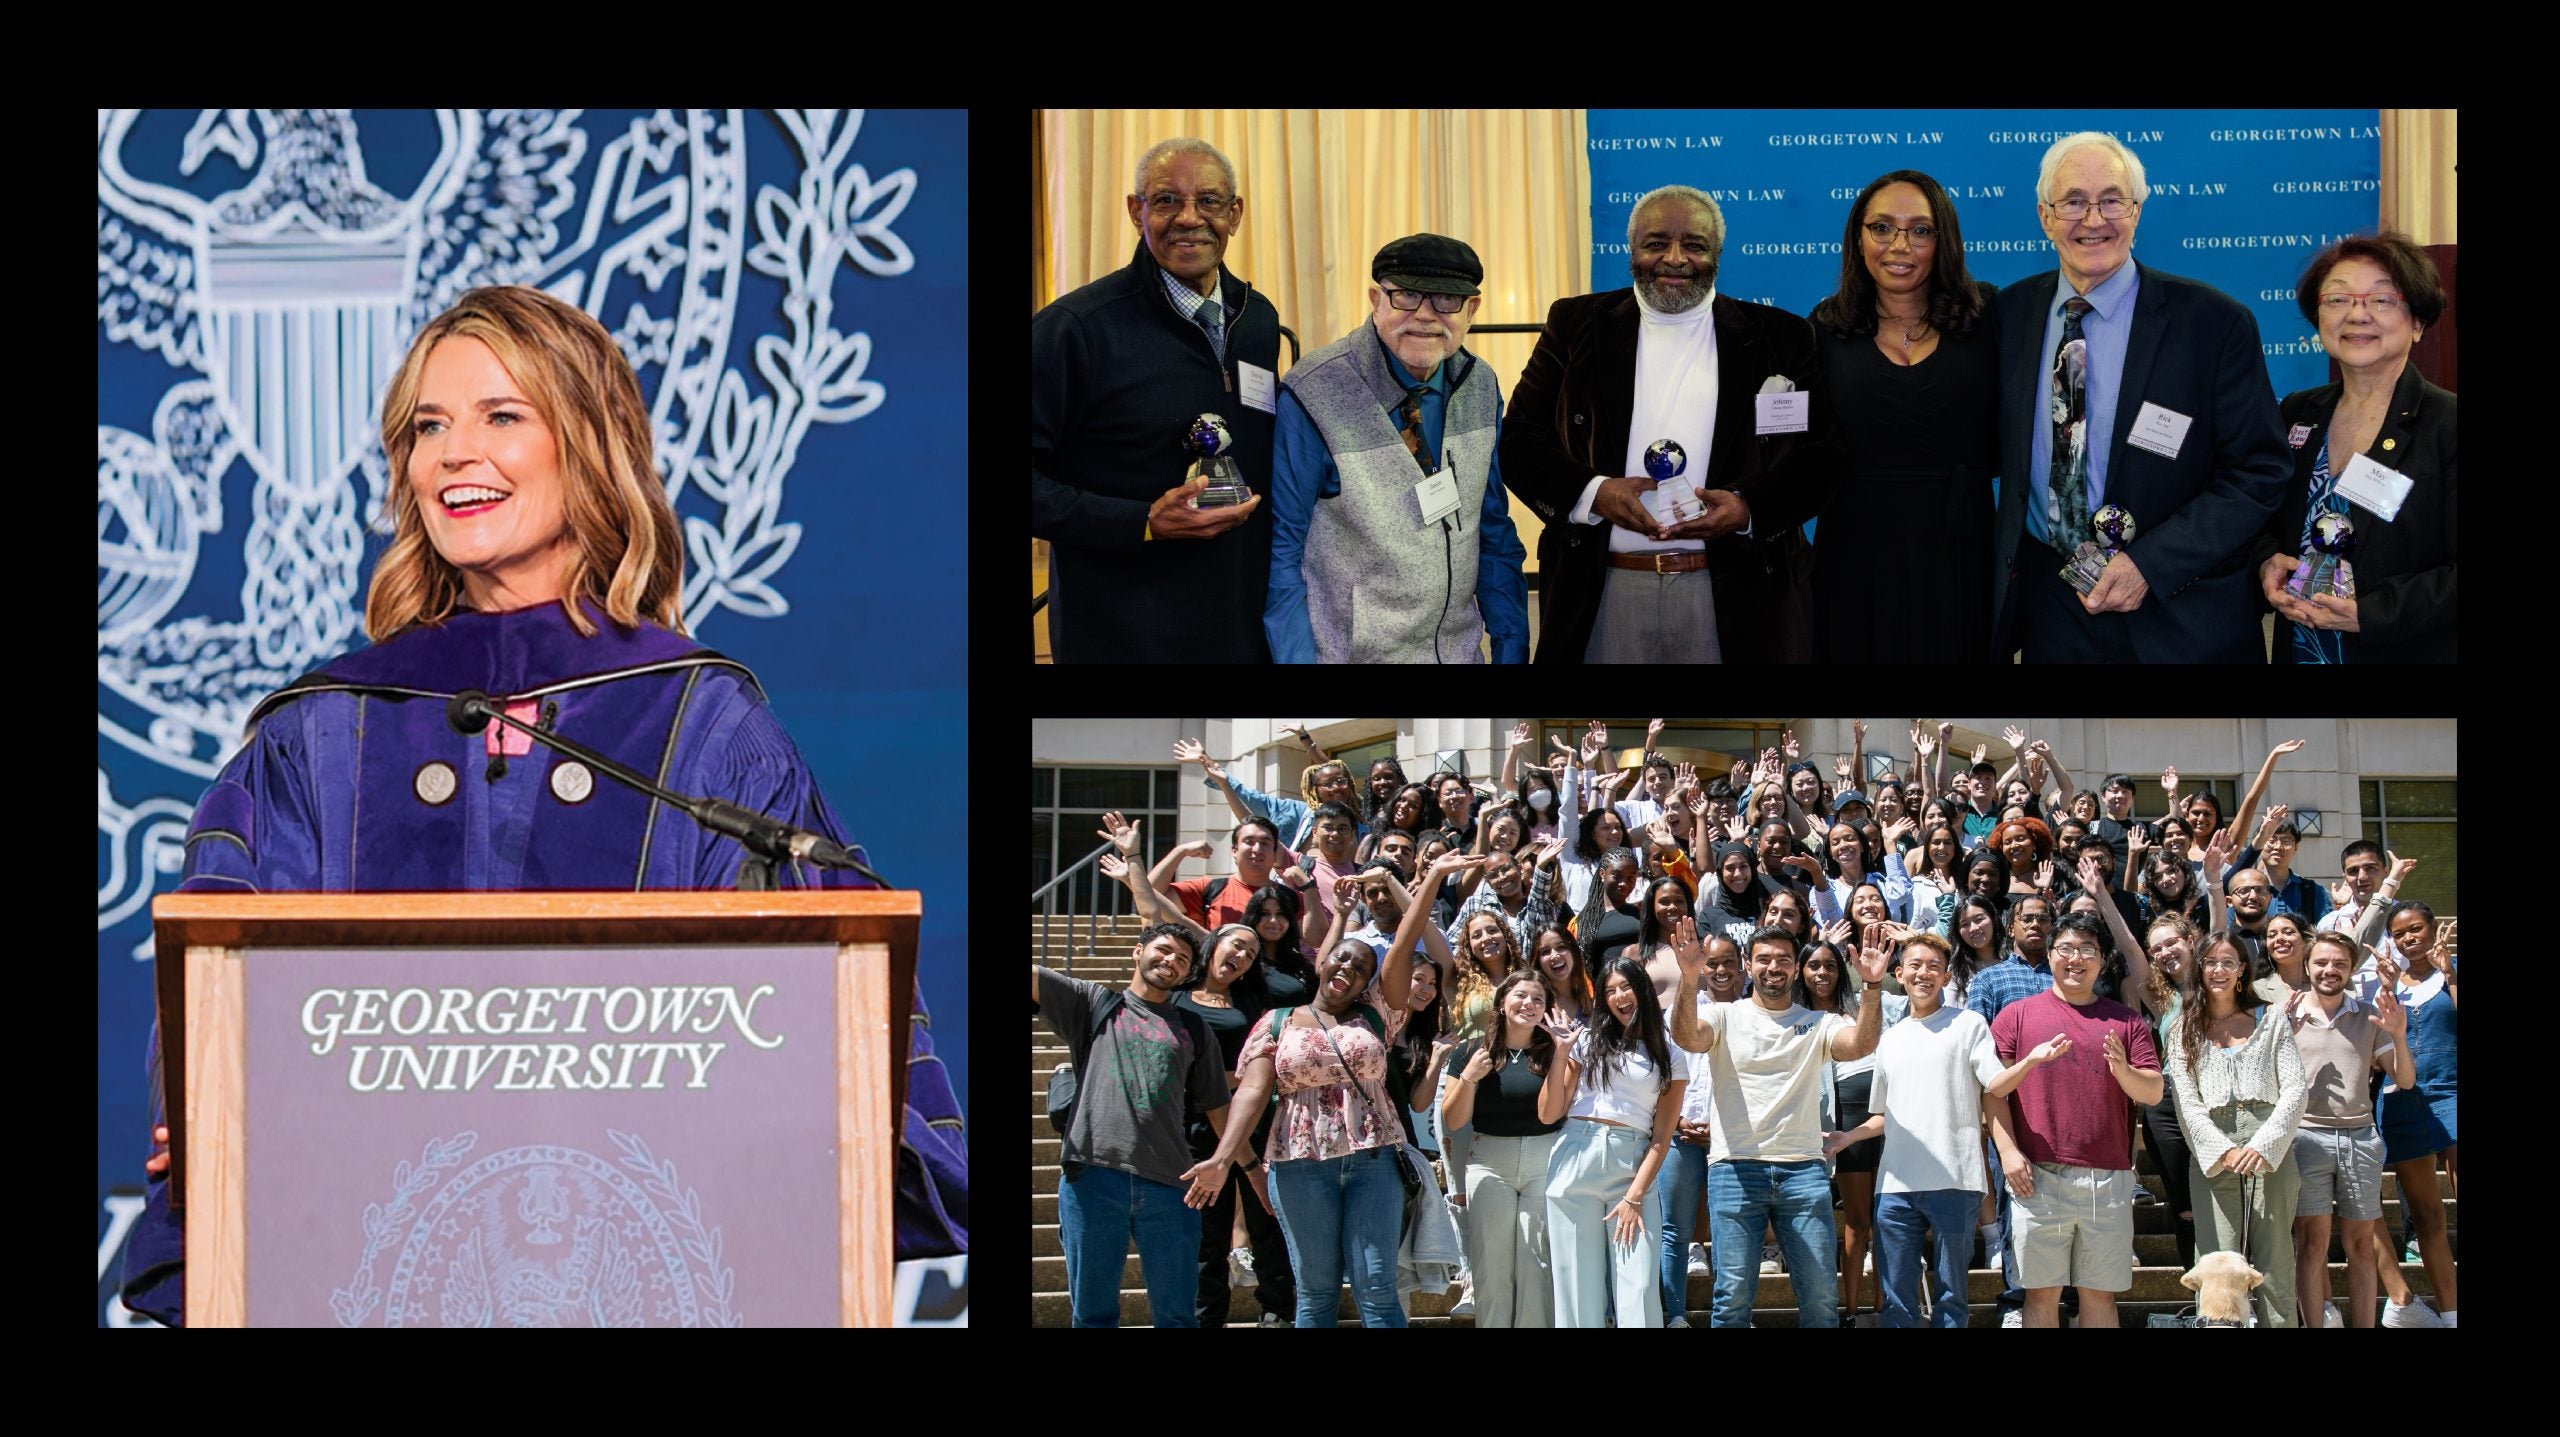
[250,944,840,1327]
[154,891,917,1327]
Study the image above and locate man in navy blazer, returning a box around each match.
[1993,133,2290,663]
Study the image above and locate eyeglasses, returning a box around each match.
[2046,196,2136,222]
[2318,291,2406,315]
[1144,191,1233,220]
[1863,221,1937,245]
[2051,945,2102,961]
[1380,286,1469,315]
[2229,884,2271,896]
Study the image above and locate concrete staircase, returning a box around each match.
[1031,916,2457,1327]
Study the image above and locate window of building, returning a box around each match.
[2360,779,2455,916]
[1032,764,1180,915]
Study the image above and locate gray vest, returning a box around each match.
[1284,324,1500,664]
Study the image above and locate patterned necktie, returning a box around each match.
[2048,297,2095,545]
[1192,293,1225,363]
[1399,389,1432,474]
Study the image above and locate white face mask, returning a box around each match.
[1527,789,1553,812]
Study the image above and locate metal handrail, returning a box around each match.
[1032,838,1135,966]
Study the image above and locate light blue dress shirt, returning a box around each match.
[2027,259,2141,548]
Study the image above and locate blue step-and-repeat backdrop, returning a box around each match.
[98,109,967,1325]
[1587,110,2381,402]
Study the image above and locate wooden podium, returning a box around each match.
[152,891,918,1327]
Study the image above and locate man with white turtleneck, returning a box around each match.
[1500,185,1846,663]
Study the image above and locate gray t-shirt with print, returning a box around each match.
[1039,968,1228,1188]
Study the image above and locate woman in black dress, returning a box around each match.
[1808,170,2000,663]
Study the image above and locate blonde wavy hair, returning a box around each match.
[366,285,683,641]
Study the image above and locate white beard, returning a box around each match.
[1634,269,1712,313]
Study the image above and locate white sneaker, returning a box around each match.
[1448,1295,1475,1318]
[1978,1222,2003,1270]
[2323,1301,2343,1329]
[1228,1246,1256,1289]
[2000,1309,2024,1328]
[1688,1242,1711,1277]
[1760,1242,1783,1275]
[2382,1296,2444,1328]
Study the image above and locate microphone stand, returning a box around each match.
[447,689,890,890]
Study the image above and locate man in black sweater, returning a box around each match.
[1033,138,1282,662]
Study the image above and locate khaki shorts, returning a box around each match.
[2010,1162,2135,1292]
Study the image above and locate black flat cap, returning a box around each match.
[1372,233,1482,295]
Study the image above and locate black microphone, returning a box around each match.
[443,689,889,887]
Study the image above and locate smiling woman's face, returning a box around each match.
[408,336,573,611]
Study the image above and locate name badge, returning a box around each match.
[2127,401,2194,460]
[2287,422,2317,450]
[1236,360,1277,415]
[1754,391,1808,434]
[2335,451,2414,522]
[1415,467,1461,526]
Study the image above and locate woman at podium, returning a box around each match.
[122,286,967,1325]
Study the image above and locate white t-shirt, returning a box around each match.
[1696,1000,1850,1163]
[1567,1029,1686,1128]
[1867,1004,2008,1196]
[1680,991,1723,1124]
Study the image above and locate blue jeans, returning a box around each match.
[1656,1138,1710,1324]
[1706,1159,1838,1327]
[1056,1162,1202,1328]
[1875,1188,1977,1328]
[1268,1147,1409,1328]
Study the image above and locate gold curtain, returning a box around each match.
[2382,108,2456,244]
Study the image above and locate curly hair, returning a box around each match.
[1989,816,2055,866]
[368,285,682,641]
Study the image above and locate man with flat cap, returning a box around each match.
[1266,233,1529,664]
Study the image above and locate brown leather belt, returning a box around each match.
[1607,549,1709,574]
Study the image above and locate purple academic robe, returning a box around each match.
[121,600,967,1325]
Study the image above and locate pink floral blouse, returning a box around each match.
[1238,1006,1410,1165]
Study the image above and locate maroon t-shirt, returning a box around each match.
[1991,988,2159,1171]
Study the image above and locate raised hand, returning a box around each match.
[1647,717,1667,745]
[1783,853,1827,879]
[2160,764,2179,797]
[1332,874,1364,908]
[2256,803,2291,847]
[1674,760,1698,795]
[2032,859,2055,891]
[1937,722,1954,749]
[2127,827,2152,859]
[1911,721,1935,757]
[1849,938,1891,986]
[2077,849,2106,893]
[2373,980,2406,1037]
[1782,730,1801,761]
[1834,753,1853,782]
[1278,864,1313,890]
[1508,722,1532,749]
[1672,916,1704,976]
[1537,836,1569,871]
[1550,733,1577,758]
[1095,811,1143,856]
[2026,1032,2073,1067]
[1098,852,1130,881]
[1853,719,1868,745]
[1689,793,1713,828]
[2271,738,2307,759]
[1819,917,1852,950]
[1643,817,1676,853]
[1542,1009,1587,1051]
[1882,815,1916,848]
[1173,736,1208,765]
[1759,747,1782,778]
[2387,850,2417,886]
[1584,719,1609,758]
[1970,743,1988,767]
[2001,724,2027,751]
[1728,758,1751,790]
[1178,838,1216,861]
[2202,824,2232,871]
